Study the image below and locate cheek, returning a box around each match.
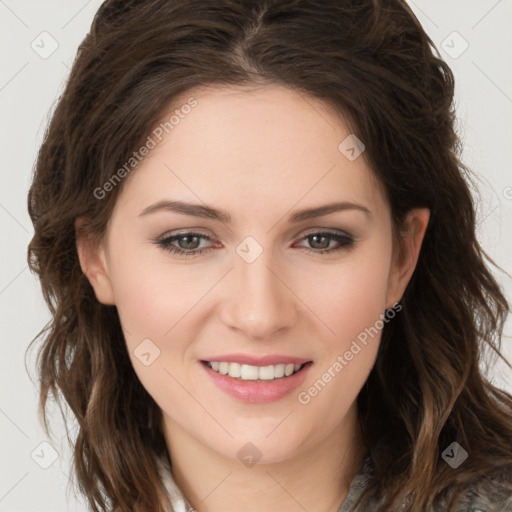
[303,245,392,347]
[108,241,207,347]
[107,245,207,409]
[292,244,391,423]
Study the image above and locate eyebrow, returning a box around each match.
[138,199,372,223]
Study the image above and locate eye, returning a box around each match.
[153,230,355,258]
[153,232,216,257]
[294,231,355,255]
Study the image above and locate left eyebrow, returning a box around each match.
[288,201,372,222]
[138,199,372,223]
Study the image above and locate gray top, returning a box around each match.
[157,453,512,512]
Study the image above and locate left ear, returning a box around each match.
[385,208,430,309]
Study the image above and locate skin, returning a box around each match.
[77,84,430,512]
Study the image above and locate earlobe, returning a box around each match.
[385,208,430,309]
[75,218,116,305]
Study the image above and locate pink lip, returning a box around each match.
[201,353,310,366]
[199,360,313,404]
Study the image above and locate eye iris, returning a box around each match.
[179,235,201,250]
[309,234,330,249]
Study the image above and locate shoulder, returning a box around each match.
[433,464,512,512]
[341,457,512,512]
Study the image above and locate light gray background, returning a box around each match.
[1,1,511,510]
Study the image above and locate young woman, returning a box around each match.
[27,0,512,511]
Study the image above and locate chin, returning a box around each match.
[219,428,314,466]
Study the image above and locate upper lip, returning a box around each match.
[201,354,311,366]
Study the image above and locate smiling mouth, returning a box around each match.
[201,361,312,381]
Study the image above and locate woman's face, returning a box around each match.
[79,84,428,465]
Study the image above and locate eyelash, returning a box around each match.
[153,230,355,258]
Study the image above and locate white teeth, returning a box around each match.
[274,364,285,378]
[207,361,304,380]
[258,365,275,380]
[241,364,259,380]
[228,362,241,378]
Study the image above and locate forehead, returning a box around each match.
[111,84,388,225]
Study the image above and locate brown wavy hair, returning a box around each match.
[27,0,512,510]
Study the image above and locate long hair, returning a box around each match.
[27,0,512,510]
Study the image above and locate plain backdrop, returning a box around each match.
[1,1,511,510]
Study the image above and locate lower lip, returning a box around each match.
[200,361,313,404]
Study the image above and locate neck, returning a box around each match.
[162,406,365,512]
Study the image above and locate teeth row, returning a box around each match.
[208,362,302,380]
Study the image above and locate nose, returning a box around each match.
[220,248,298,340]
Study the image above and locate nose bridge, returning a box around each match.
[221,237,297,338]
